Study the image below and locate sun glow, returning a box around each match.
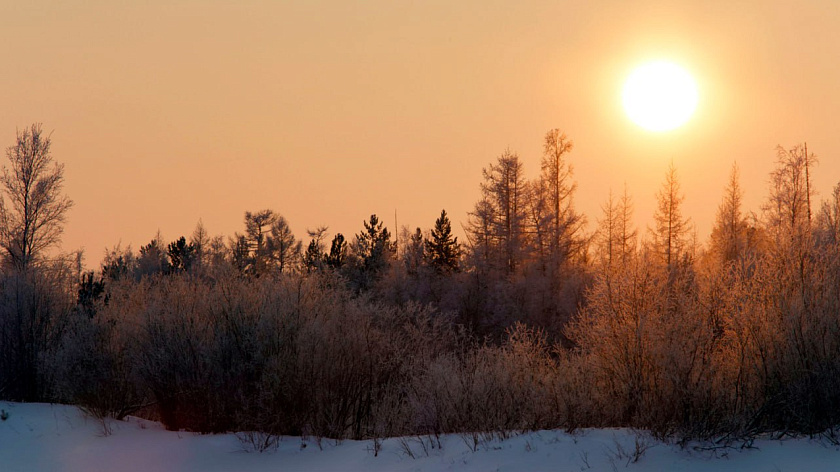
[622,61,698,132]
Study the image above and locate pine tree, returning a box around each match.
[350,214,395,291]
[167,236,196,273]
[304,239,323,272]
[425,209,460,273]
[324,233,346,270]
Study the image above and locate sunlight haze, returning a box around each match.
[2,0,838,266]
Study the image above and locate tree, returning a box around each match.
[350,214,395,291]
[189,219,211,272]
[137,233,170,277]
[167,236,196,273]
[269,215,301,274]
[765,144,817,250]
[325,233,347,270]
[244,210,277,276]
[816,182,840,247]
[230,234,250,274]
[0,124,73,272]
[709,163,748,265]
[540,129,584,265]
[650,162,691,267]
[467,150,527,274]
[425,209,460,273]
[402,227,426,276]
[303,226,329,272]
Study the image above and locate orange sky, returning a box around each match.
[2,1,839,268]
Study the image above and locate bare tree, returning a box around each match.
[765,144,817,250]
[540,129,584,265]
[244,209,277,275]
[0,124,73,272]
[649,162,691,267]
[475,150,528,274]
[269,215,301,274]
[595,185,637,271]
[710,163,748,266]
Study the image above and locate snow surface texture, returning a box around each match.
[1,402,839,472]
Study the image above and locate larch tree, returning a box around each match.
[650,162,691,267]
[710,163,748,266]
[617,184,638,267]
[540,129,584,266]
[595,186,637,271]
[402,227,425,275]
[269,215,301,274]
[0,124,73,272]
[473,150,528,274]
[816,182,840,247]
[190,219,211,272]
[303,226,329,272]
[765,144,817,251]
[244,209,277,275]
[595,189,617,268]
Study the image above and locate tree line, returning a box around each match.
[1,123,839,445]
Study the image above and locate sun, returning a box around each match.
[622,61,698,132]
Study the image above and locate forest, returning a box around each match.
[1,123,839,448]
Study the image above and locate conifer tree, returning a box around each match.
[425,209,461,273]
[350,214,395,290]
[710,163,748,265]
[540,129,584,266]
[324,233,347,269]
[650,162,691,267]
[167,236,196,273]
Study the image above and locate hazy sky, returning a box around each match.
[2,0,839,267]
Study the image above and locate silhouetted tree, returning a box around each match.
[468,150,527,274]
[349,214,395,291]
[0,124,73,272]
[425,209,460,273]
[325,233,347,270]
[101,244,135,282]
[189,220,211,273]
[303,226,328,272]
[540,129,584,266]
[230,234,250,275]
[137,234,170,277]
[76,271,105,318]
[244,210,277,276]
[167,236,196,273]
[269,215,301,274]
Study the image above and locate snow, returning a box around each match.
[2,402,839,472]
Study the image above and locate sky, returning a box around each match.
[1,0,839,268]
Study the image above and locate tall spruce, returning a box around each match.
[425,209,460,273]
[350,214,395,291]
[324,233,347,269]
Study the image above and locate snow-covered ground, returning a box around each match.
[1,402,839,472]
